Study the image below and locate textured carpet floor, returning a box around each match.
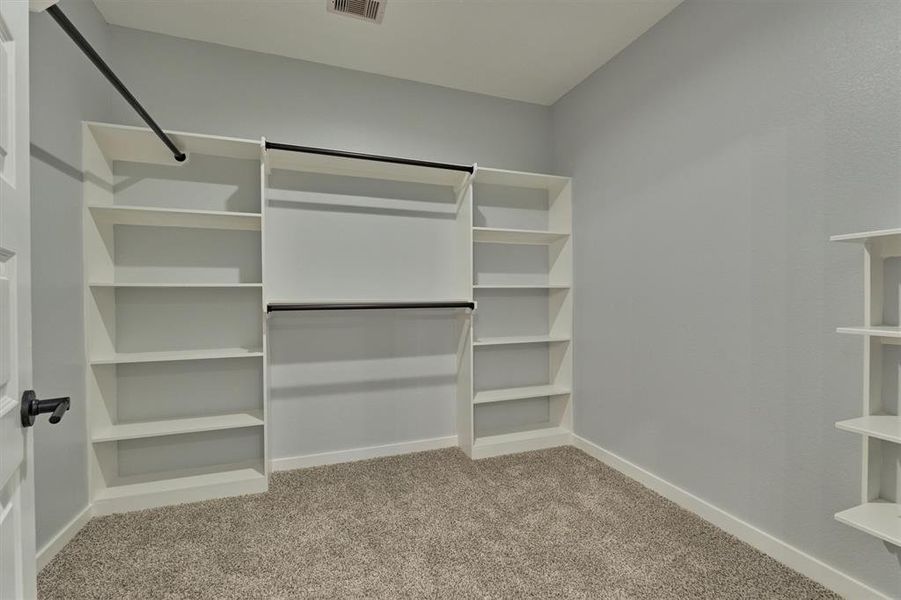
[39,447,838,599]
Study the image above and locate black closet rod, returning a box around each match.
[265,141,474,174]
[46,5,187,163]
[267,301,475,313]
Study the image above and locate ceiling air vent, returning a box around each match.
[329,0,386,24]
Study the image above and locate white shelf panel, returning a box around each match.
[474,284,570,290]
[474,168,569,196]
[93,411,264,443]
[471,425,571,459]
[474,384,571,405]
[836,415,901,444]
[472,227,569,245]
[89,282,262,289]
[95,461,265,502]
[89,205,261,231]
[267,146,469,188]
[830,228,901,243]
[87,121,261,165]
[834,503,901,547]
[90,347,264,365]
[837,326,901,339]
[473,335,570,347]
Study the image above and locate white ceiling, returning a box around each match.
[92,0,681,106]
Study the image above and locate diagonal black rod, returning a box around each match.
[46,4,186,162]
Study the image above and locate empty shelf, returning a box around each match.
[473,427,570,447]
[92,410,264,442]
[836,415,901,444]
[830,228,901,243]
[88,205,262,231]
[834,503,901,547]
[474,335,570,347]
[90,347,264,365]
[473,167,570,196]
[837,326,901,339]
[473,227,569,245]
[94,461,266,502]
[474,384,571,405]
[474,284,570,290]
[90,282,263,288]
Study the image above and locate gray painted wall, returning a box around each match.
[552,1,901,595]
[105,26,553,173]
[29,0,111,550]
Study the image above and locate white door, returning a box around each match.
[0,0,36,598]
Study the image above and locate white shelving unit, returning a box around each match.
[832,228,901,547]
[464,168,573,459]
[80,122,574,514]
[83,122,267,515]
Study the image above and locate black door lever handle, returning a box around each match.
[21,390,71,427]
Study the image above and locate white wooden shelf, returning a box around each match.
[84,121,268,516]
[474,384,571,405]
[89,205,262,231]
[836,415,901,444]
[473,167,570,197]
[86,121,261,166]
[473,335,569,347]
[267,145,470,189]
[93,461,267,515]
[834,503,901,547]
[471,426,572,459]
[837,326,901,339]
[90,347,263,365]
[89,282,263,289]
[473,284,570,290]
[830,228,901,243]
[472,227,569,245]
[92,411,264,443]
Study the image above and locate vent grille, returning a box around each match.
[329,0,386,23]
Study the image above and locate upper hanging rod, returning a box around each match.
[46,5,186,163]
[265,141,474,174]
[267,301,475,313]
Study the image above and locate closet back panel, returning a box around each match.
[882,345,900,415]
[266,170,462,301]
[112,154,261,213]
[876,441,900,503]
[473,244,548,286]
[268,311,458,457]
[473,345,549,391]
[474,398,550,437]
[472,183,549,230]
[116,428,263,477]
[884,257,900,326]
[113,226,262,284]
[115,359,263,422]
[473,289,549,338]
[114,287,263,352]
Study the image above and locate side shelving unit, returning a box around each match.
[83,122,268,514]
[465,168,573,459]
[832,227,901,547]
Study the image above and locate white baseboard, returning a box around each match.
[272,435,459,472]
[36,504,93,572]
[571,434,888,600]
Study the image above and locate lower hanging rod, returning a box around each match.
[46,4,186,162]
[267,301,475,313]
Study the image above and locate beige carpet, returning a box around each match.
[38,447,837,599]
